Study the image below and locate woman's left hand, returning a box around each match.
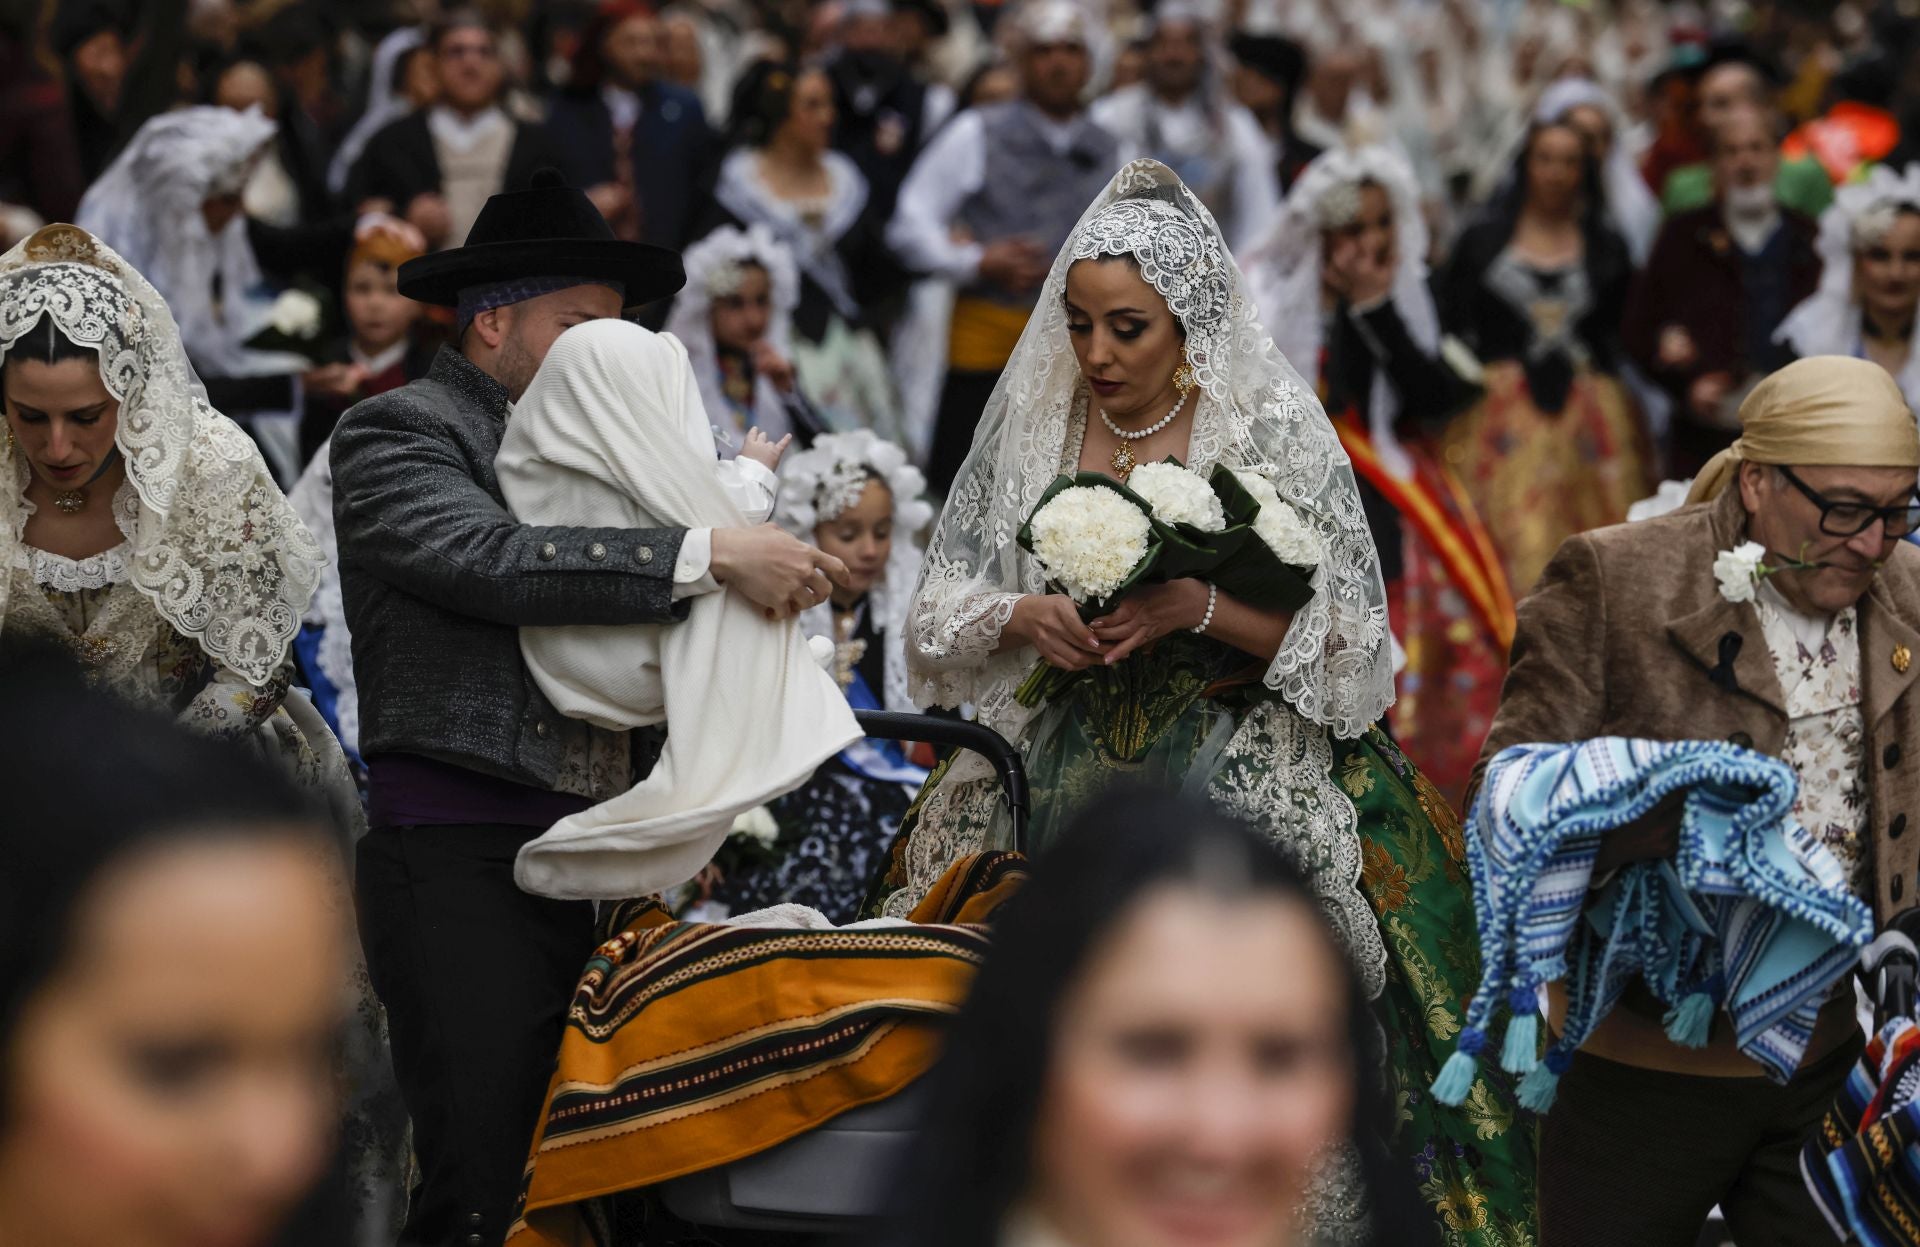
[1089,580,1209,665]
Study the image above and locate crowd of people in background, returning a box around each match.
[5,0,1920,1245]
[3,0,1914,802]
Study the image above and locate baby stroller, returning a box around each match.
[510,712,1029,1247]
[1802,907,1920,1247]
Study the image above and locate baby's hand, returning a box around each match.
[740,428,792,471]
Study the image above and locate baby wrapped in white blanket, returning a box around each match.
[497,319,860,899]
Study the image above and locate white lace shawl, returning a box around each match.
[0,226,323,686]
[75,106,309,380]
[778,429,934,713]
[907,159,1394,742]
[1776,162,1920,412]
[662,223,801,446]
[1242,143,1440,482]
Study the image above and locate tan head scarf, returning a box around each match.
[1687,356,1920,503]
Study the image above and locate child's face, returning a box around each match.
[344,261,421,354]
[710,264,773,355]
[814,478,893,604]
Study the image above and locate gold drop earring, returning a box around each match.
[1173,362,1195,397]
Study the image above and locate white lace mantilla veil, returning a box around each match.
[907,159,1395,742]
[1776,162,1920,412]
[777,429,934,713]
[663,223,802,446]
[0,225,323,685]
[76,105,308,381]
[1243,143,1440,482]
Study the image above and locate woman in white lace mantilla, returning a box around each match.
[881,161,1535,1245]
[0,224,408,1240]
[0,224,339,775]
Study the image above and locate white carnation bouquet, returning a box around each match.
[1013,460,1322,706]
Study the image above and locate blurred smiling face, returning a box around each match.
[0,836,345,1247]
[1030,886,1356,1247]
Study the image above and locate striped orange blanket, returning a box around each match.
[507,852,1026,1244]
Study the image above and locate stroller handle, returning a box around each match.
[1862,928,1920,1027]
[853,710,1030,856]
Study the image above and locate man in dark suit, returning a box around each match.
[1626,105,1823,478]
[542,0,714,252]
[346,11,555,251]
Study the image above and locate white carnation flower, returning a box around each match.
[1252,495,1323,566]
[1230,466,1284,511]
[1231,468,1321,565]
[1712,542,1766,604]
[1127,461,1226,531]
[730,805,780,847]
[1029,485,1152,604]
[267,289,322,338]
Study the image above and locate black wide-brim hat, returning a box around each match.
[398,167,687,308]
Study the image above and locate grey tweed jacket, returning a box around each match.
[331,347,687,789]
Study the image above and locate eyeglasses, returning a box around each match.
[1776,466,1920,539]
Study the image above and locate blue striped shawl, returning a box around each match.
[1440,738,1873,1108]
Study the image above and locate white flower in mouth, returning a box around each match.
[1028,484,1152,604]
[1713,542,1767,604]
[1127,461,1226,531]
[730,805,779,847]
[266,289,322,339]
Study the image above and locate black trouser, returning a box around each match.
[1538,1041,1860,1247]
[356,823,598,1247]
[928,367,1004,496]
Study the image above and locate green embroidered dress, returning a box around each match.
[883,634,1536,1245]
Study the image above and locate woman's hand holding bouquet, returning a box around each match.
[1012,460,1323,706]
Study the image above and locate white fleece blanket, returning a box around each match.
[497,319,860,899]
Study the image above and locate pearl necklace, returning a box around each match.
[1099,388,1192,481]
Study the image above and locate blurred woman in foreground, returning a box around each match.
[0,654,351,1247]
[876,788,1432,1247]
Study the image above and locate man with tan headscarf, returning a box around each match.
[1471,355,1920,1247]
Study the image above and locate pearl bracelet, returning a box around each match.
[1192,582,1218,635]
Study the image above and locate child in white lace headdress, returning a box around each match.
[665,224,804,520]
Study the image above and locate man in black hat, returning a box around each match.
[331,170,849,1247]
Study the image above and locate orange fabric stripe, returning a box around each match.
[948,298,1029,372]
